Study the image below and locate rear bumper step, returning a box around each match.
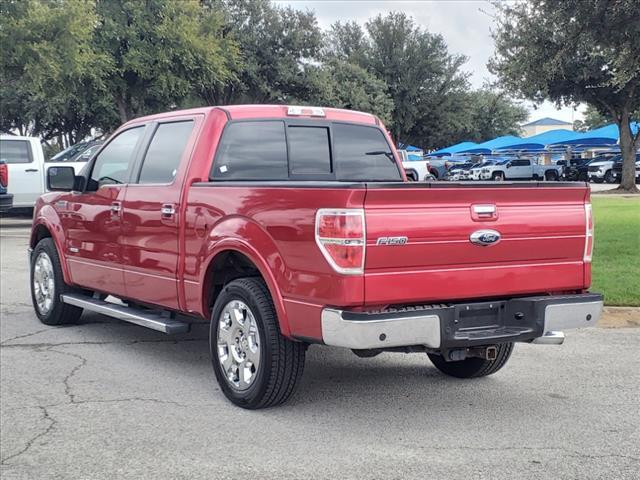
[321,293,603,350]
[61,294,189,334]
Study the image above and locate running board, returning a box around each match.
[61,293,189,334]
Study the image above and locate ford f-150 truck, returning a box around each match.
[29,105,602,409]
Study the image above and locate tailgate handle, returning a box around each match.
[471,204,498,221]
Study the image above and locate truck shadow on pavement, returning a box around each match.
[53,311,540,417]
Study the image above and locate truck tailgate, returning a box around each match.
[363,183,589,305]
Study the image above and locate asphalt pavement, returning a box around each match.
[1,212,639,480]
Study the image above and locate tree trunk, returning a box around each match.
[617,111,639,193]
[115,95,130,123]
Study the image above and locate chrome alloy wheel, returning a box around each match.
[216,300,261,391]
[33,252,55,315]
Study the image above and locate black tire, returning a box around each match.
[209,277,306,409]
[492,171,505,181]
[545,170,559,181]
[30,238,83,325]
[604,170,615,184]
[427,343,514,378]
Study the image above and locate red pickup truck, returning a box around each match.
[30,105,602,409]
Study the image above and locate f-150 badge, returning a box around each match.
[376,236,408,246]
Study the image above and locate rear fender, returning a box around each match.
[201,217,291,337]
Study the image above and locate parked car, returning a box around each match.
[480,158,563,181]
[47,139,102,163]
[563,157,593,181]
[445,162,475,181]
[611,154,640,183]
[402,158,436,181]
[30,104,602,409]
[587,154,622,183]
[469,159,498,180]
[0,160,13,212]
[0,136,95,208]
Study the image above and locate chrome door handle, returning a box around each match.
[161,204,175,216]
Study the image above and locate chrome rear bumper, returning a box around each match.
[321,294,603,350]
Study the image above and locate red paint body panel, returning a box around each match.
[31,105,593,343]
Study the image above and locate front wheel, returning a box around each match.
[427,343,514,378]
[30,238,83,325]
[210,278,306,409]
[604,170,615,184]
[492,172,505,181]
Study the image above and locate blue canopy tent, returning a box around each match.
[405,145,422,152]
[458,135,522,154]
[429,141,478,157]
[495,129,581,151]
[558,123,639,146]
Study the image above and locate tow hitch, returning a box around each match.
[448,345,498,362]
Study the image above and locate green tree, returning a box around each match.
[325,14,470,148]
[0,0,110,145]
[491,0,640,192]
[94,0,237,123]
[207,0,321,105]
[573,105,609,132]
[307,60,393,124]
[461,88,528,143]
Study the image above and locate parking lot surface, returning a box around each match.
[1,214,639,479]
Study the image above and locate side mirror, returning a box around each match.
[506,162,512,168]
[47,166,84,192]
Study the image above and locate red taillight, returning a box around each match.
[0,163,8,188]
[315,209,365,274]
[584,203,594,262]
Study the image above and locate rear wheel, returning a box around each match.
[428,343,514,378]
[544,170,559,181]
[30,238,83,325]
[210,278,306,409]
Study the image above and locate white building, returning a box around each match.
[521,117,574,137]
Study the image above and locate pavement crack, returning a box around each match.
[0,328,54,345]
[0,406,56,466]
[47,348,87,404]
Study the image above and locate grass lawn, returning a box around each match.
[591,196,640,306]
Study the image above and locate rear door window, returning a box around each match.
[332,124,401,181]
[138,121,194,184]
[213,122,288,180]
[288,126,332,176]
[0,140,33,164]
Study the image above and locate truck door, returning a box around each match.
[509,159,532,179]
[0,138,45,207]
[121,117,200,310]
[62,126,146,297]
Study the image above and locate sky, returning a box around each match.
[275,0,585,124]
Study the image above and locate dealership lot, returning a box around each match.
[1,214,639,480]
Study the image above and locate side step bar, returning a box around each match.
[61,293,189,334]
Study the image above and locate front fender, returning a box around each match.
[201,216,291,337]
[31,202,72,285]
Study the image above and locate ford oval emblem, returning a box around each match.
[470,229,501,246]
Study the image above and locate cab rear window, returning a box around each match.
[211,121,401,182]
[0,140,33,164]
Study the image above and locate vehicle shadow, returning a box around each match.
[69,311,542,420]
